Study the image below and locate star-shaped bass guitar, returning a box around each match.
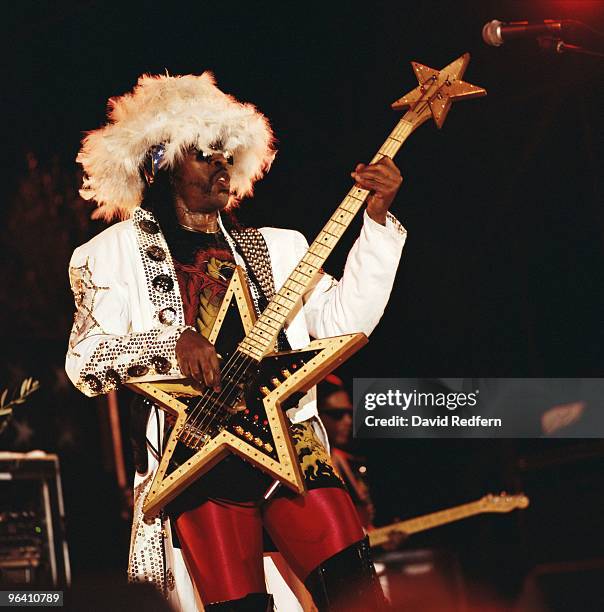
[128,53,486,518]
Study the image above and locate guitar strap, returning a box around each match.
[230,227,291,352]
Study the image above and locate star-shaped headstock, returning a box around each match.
[392,53,486,129]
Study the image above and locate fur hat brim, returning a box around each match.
[77,72,276,221]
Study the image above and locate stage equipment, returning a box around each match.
[369,492,529,547]
[482,20,566,46]
[0,452,70,586]
[482,19,604,57]
[129,54,486,518]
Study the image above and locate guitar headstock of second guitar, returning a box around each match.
[480,491,530,513]
[391,53,486,131]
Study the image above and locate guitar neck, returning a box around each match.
[369,500,486,547]
[238,116,417,360]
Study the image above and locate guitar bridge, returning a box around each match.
[179,423,213,450]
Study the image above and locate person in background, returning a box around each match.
[317,374,376,529]
[318,374,408,555]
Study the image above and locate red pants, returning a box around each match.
[175,487,364,604]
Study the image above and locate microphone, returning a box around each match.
[482,19,566,47]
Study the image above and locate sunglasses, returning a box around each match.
[143,144,235,186]
[195,148,234,165]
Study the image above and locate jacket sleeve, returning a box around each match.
[65,234,191,397]
[301,210,406,338]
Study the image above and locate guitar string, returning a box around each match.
[180,281,300,446]
[182,237,359,445]
[188,350,270,449]
[182,284,303,444]
[182,329,269,436]
[180,153,402,447]
[180,236,278,442]
[188,324,287,441]
[175,93,434,449]
[178,347,247,446]
[202,355,258,441]
[179,154,392,445]
[184,350,254,445]
[181,221,290,443]
[178,114,418,446]
[183,331,276,446]
[180,235,345,446]
[179,349,251,446]
[184,259,331,443]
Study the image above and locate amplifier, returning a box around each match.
[0,452,71,587]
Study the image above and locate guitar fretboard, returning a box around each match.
[369,501,484,547]
[238,118,415,360]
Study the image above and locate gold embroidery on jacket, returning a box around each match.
[68,258,109,352]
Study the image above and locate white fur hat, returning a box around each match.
[77,72,276,220]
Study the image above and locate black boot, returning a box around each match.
[205,592,273,611]
[304,536,389,611]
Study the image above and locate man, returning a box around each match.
[317,375,407,553]
[317,374,376,530]
[66,72,405,611]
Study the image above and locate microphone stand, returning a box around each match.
[538,36,604,58]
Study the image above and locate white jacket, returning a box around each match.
[65,206,406,610]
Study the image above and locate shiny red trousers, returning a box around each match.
[175,487,364,604]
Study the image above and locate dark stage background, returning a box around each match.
[1,1,603,609]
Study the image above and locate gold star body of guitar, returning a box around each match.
[128,267,367,517]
